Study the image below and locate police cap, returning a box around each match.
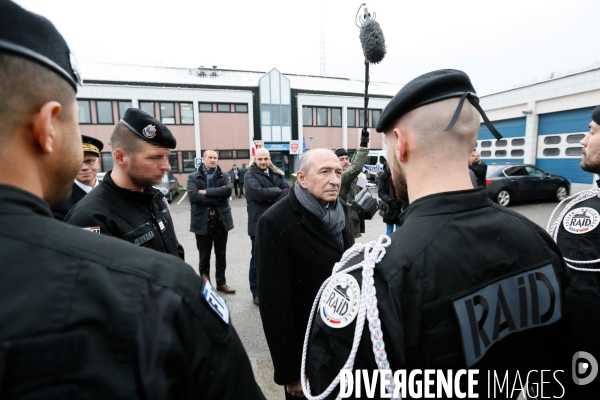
[0,0,82,91]
[376,69,502,140]
[334,148,349,158]
[81,135,104,157]
[120,108,177,149]
[592,105,600,125]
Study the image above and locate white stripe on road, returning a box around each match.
[177,191,188,205]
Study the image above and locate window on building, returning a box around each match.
[101,152,114,172]
[567,134,585,143]
[511,149,524,157]
[481,141,492,148]
[282,105,290,126]
[495,139,508,147]
[302,106,313,126]
[347,109,357,127]
[372,110,381,127]
[544,136,561,145]
[359,110,365,127]
[495,150,507,157]
[235,104,248,113]
[481,150,491,157]
[543,148,560,156]
[566,147,583,156]
[168,152,179,172]
[182,151,197,172]
[217,103,230,112]
[511,138,525,146]
[77,100,91,123]
[96,100,113,124]
[331,108,342,127]
[261,105,271,126]
[271,105,281,125]
[139,101,155,117]
[236,150,250,159]
[118,101,132,119]
[160,102,175,124]
[179,103,194,124]
[199,103,213,112]
[219,150,233,159]
[316,108,327,126]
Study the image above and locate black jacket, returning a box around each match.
[256,188,354,385]
[51,182,87,221]
[0,184,265,400]
[377,167,407,225]
[469,160,488,187]
[238,167,248,183]
[244,164,290,236]
[65,171,184,260]
[187,166,234,235]
[307,188,571,398]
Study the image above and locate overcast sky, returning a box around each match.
[14,0,600,95]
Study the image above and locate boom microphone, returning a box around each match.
[359,18,386,64]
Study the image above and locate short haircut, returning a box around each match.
[203,149,217,159]
[0,52,75,141]
[298,148,335,173]
[110,122,144,155]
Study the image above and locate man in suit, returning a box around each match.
[244,148,290,305]
[52,135,103,220]
[256,148,354,399]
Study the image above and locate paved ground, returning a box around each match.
[168,182,593,399]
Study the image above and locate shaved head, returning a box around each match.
[255,147,271,170]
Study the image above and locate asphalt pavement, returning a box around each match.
[169,182,594,400]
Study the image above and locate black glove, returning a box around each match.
[360,127,369,147]
[389,199,402,209]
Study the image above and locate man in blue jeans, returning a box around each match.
[244,148,290,305]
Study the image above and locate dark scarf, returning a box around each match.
[293,182,345,249]
[203,166,216,188]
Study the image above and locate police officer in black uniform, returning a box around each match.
[550,104,600,385]
[52,135,104,220]
[0,2,265,399]
[305,70,571,398]
[66,108,185,260]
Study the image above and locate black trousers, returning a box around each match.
[233,179,240,197]
[195,217,228,286]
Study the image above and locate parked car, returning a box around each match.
[486,163,570,206]
[154,172,180,202]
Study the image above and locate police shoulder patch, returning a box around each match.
[202,277,230,324]
[563,207,600,234]
[319,273,361,328]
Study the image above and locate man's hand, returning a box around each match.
[286,380,304,397]
[199,189,206,195]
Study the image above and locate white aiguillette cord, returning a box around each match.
[300,235,401,400]
[547,187,600,272]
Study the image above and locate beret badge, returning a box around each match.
[142,124,157,139]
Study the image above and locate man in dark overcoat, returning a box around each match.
[256,148,354,399]
[244,147,290,304]
[187,150,235,293]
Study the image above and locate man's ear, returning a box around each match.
[113,148,126,165]
[394,127,408,163]
[31,101,63,154]
[296,170,307,188]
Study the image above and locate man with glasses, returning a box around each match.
[52,135,103,220]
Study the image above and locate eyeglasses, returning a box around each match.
[82,157,98,166]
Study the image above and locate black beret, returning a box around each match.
[0,1,81,91]
[120,108,177,149]
[334,148,349,158]
[376,69,478,133]
[592,105,600,125]
[81,135,104,157]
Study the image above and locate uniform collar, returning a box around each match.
[0,184,53,218]
[400,187,491,224]
[74,177,99,194]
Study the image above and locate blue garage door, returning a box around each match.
[537,107,595,183]
[477,117,526,164]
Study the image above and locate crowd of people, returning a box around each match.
[1,1,599,399]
